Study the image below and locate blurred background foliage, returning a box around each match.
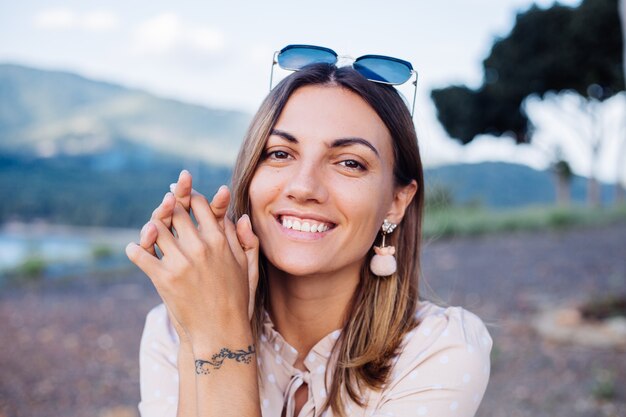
[431,0,624,144]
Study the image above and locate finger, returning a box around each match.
[126,242,163,279]
[224,216,246,265]
[152,192,176,230]
[145,193,175,257]
[174,186,229,228]
[190,187,230,235]
[170,201,200,242]
[209,185,230,228]
[236,215,260,320]
[150,219,181,258]
[170,170,192,212]
[139,222,158,257]
[171,187,211,203]
[236,215,259,253]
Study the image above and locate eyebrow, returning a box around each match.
[269,129,380,158]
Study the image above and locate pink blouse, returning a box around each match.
[138,300,492,417]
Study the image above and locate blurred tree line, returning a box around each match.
[0,154,230,228]
[431,0,625,207]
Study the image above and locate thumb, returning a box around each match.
[236,214,259,320]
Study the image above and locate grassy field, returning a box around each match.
[3,203,626,288]
[423,203,626,238]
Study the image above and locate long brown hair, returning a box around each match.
[229,62,424,417]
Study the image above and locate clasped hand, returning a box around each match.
[126,171,259,345]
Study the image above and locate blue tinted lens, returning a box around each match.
[277,46,337,71]
[353,56,412,84]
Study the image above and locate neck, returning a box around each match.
[266,261,361,363]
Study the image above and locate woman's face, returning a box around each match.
[249,84,404,277]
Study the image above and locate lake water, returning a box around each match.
[0,222,137,270]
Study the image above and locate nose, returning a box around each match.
[283,159,329,204]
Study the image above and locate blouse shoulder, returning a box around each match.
[409,300,493,357]
[374,301,493,416]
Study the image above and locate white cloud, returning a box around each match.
[33,8,118,32]
[460,135,547,170]
[82,11,119,31]
[133,13,181,52]
[187,27,224,52]
[523,91,626,182]
[34,8,76,30]
[131,13,224,55]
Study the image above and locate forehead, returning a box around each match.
[272,85,394,157]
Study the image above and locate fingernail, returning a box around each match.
[125,242,137,256]
[218,185,228,192]
[181,169,190,175]
[169,183,177,192]
[141,223,148,234]
[241,214,251,228]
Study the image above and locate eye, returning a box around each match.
[339,159,366,171]
[265,150,292,160]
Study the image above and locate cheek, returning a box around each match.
[248,169,282,219]
[332,177,394,245]
[333,175,394,215]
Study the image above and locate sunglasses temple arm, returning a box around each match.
[269,51,279,91]
[410,71,418,119]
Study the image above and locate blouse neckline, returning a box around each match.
[260,308,343,370]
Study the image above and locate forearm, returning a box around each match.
[177,340,198,417]
[192,322,261,417]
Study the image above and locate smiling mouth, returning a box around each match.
[275,215,336,233]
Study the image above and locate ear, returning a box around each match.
[385,180,418,224]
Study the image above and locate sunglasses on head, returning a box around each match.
[269,44,418,118]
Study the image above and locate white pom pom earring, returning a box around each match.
[369,219,398,277]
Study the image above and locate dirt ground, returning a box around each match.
[0,221,625,417]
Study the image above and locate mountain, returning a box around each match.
[0,63,250,166]
[425,161,613,207]
[0,63,249,227]
[0,63,614,228]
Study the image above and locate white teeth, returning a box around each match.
[280,216,331,233]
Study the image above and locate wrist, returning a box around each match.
[190,320,254,358]
[178,336,194,353]
[194,343,257,376]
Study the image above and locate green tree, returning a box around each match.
[431,0,624,206]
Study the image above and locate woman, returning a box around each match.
[127,53,492,417]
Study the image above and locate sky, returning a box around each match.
[1,0,624,183]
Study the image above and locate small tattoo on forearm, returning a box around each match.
[195,345,256,375]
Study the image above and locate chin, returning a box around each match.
[266,255,329,277]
